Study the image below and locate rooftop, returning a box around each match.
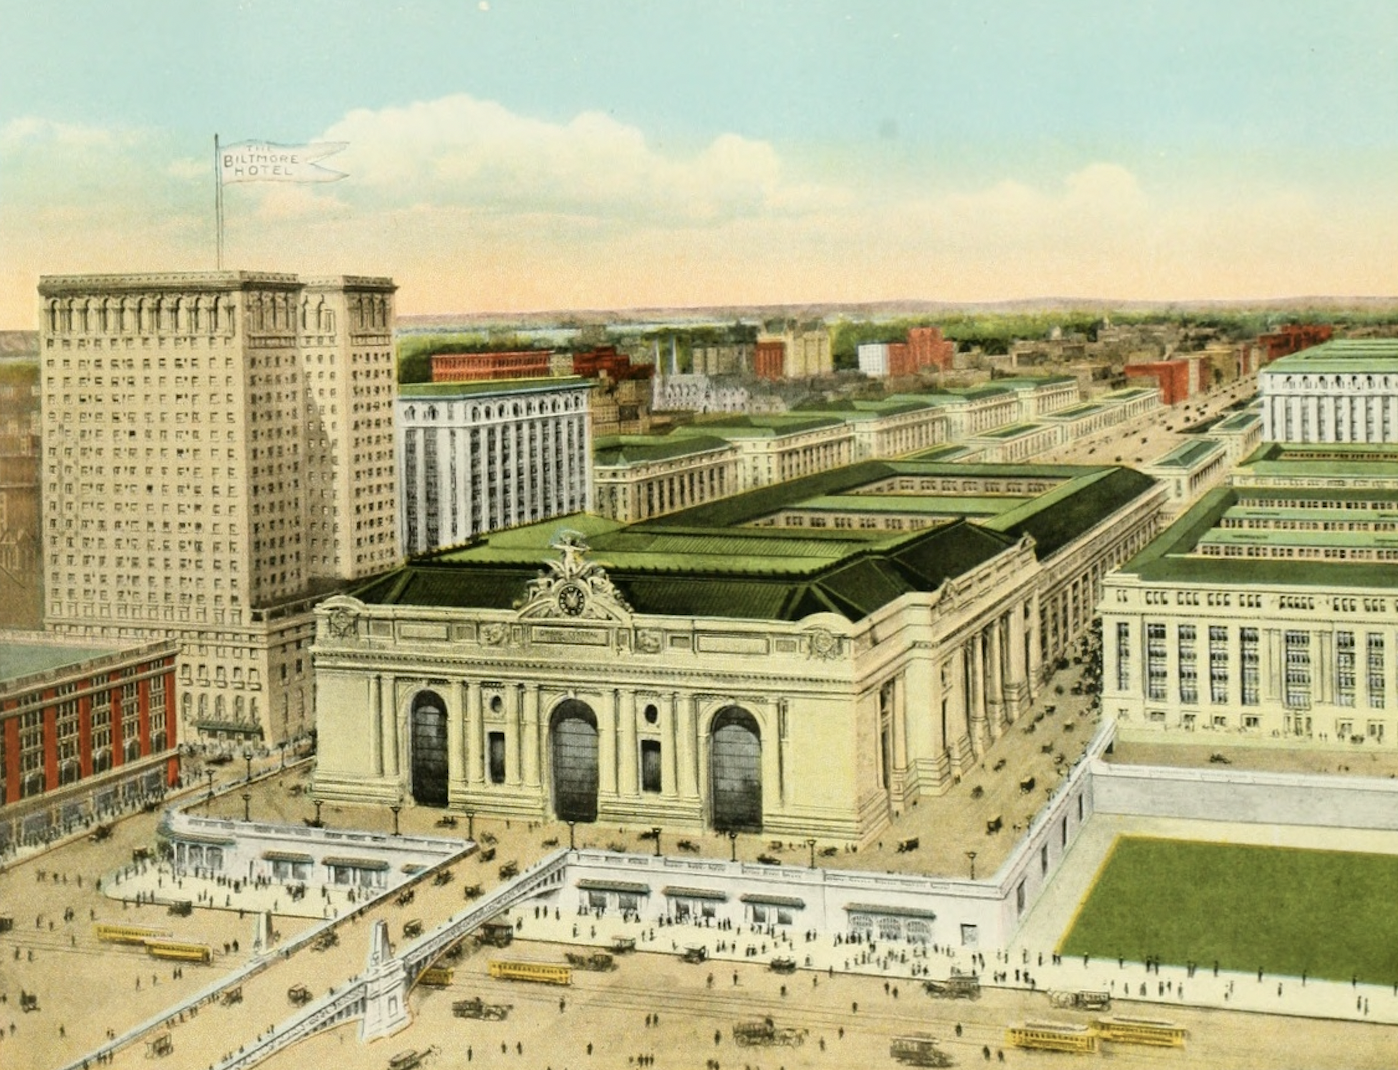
[1145,438,1224,469]
[974,422,1049,441]
[1263,339,1398,375]
[0,639,124,682]
[1237,443,1398,479]
[399,376,589,398]
[674,413,846,438]
[350,460,1159,622]
[594,434,735,467]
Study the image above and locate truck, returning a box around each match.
[732,1017,807,1047]
[924,969,980,1000]
[452,996,512,1021]
[890,1034,953,1067]
[564,951,616,972]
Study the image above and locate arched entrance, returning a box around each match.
[410,691,449,806]
[710,706,762,832]
[550,700,599,822]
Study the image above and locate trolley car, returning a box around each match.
[453,996,512,1020]
[890,1033,954,1068]
[144,939,214,964]
[487,960,572,986]
[95,923,170,945]
[1048,990,1111,1011]
[418,966,454,987]
[732,1017,807,1047]
[1093,1016,1187,1047]
[1007,1021,1099,1054]
[476,921,514,948]
[924,969,980,1000]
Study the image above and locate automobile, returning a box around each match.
[287,984,313,1006]
[681,946,708,964]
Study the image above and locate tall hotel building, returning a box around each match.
[38,271,399,745]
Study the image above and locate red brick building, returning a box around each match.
[754,340,786,381]
[0,636,178,849]
[431,350,553,382]
[1124,359,1194,405]
[907,326,956,372]
[1258,324,1333,363]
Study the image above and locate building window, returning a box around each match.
[19,710,44,797]
[1241,627,1260,706]
[487,731,506,784]
[1368,633,1385,709]
[1208,626,1228,704]
[1146,623,1167,701]
[1284,630,1311,709]
[640,740,662,793]
[1115,622,1130,691]
[1336,632,1356,707]
[1178,625,1197,704]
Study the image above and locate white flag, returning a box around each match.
[219,141,348,184]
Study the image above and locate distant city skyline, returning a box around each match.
[3,0,1398,327]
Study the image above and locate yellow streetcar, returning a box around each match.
[1007,1021,1100,1054]
[487,960,572,986]
[144,939,214,964]
[95,923,169,945]
[1093,1016,1187,1047]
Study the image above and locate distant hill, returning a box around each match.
[399,296,1398,331]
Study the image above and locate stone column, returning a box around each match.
[1028,588,1042,684]
[382,676,398,777]
[665,692,680,796]
[891,674,908,777]
[1007,601,1028,719]
[987,619,1004,733]
[508,684,523,786]
[679,696,699,798]
[465,681,483,785]
[447,681,465,789]
[523,685,541,788]
[598,691,617,796]
[369,674,383,777]
[969,636,987,754]
[618,688,638,796]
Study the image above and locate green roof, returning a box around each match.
[1198,529,1398,549]
[791,398,934,418]
[784,493,1027,517]
[400,376,589,397]
[1263,339,1398,375]
[1146,439,1224,469]
[1098,388,1158,401]
[975,422,1048,441]
[904,443,979,462]
[1045,402,1106,419]
[988,375,1078,388]
[1237,443,1398,479]
[1118,486,1398,589]
[673,414,846,438]
[351,459,1161,622]
[0,641,125,682]
[594,434,734,467]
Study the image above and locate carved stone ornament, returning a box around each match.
[480,622,509,646]
[327,606,357,638]
[806,627,842,660]
[517,531,632,621]
[636,629,663,654]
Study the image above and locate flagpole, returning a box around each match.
[215,133,224,270]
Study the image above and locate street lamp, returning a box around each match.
[966,850,977,881]
[651,827,662,857]
[242,747,253,784]
[390,802,402,837]
[279,741,287,770]
[567,820,576,850]
[465,809,475,840]
[807,838,817,869]
[728,830,738,862]
[241,792,251,822]
[205,770,215,808]
[311,799,324,828]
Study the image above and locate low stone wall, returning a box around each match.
[1093,759,1398,830]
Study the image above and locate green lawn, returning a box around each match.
[1058,837,1398,985]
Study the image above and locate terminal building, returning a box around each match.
[1100,443,1398,745]
[311,460,1163,841]
[0,633,178,852]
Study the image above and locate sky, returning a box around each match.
[2,0,1398,326]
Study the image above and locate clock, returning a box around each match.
[557,583,587,617]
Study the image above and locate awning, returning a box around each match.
[576,879,650,894]
[843,902,938,920]
[172,833,236,847]
[261,851,314,864]
[739,894,805,909]
[322,857,390,871]
[663,886,728,901]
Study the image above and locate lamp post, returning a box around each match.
[390,799,402,837]
[466,809,475,840]
[312,799,324,828]
[279,740,287,770]
[728,830,738,863]
[807,838,817,869]
[205,770,215,808]
[243,747,253,784]
[568,820,576,850]
[651,827,662,857]
[966,850,977,881]
[241,792,251,822]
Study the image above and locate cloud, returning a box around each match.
[313,93,843,223]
